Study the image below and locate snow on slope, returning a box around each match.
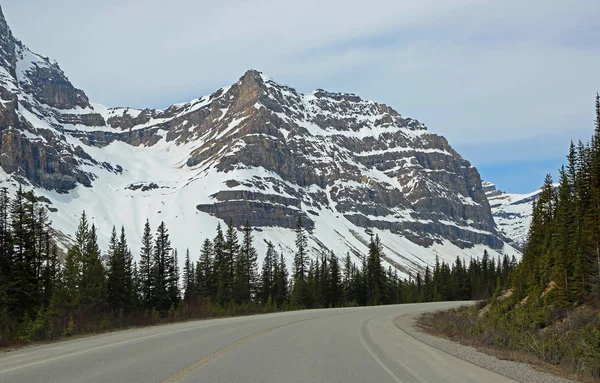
[484,181,553,249]
[2,85,522,281]
[13,118,517,280]
[0,28,520,278]
[0,76,522,280]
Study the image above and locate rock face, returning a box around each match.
[484,181,549,249]
[0,6,520,273]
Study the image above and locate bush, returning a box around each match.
[418,299,600,381]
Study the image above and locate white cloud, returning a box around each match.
[2,0,599,165]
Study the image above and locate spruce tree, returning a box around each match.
[166,249,180,308]
[139,219,153,309]
[153,221,172,311]
[198,238,214,299]
[106,226,121,309]
[183,249,196,302]
[216,220,239,305]
[366,235,384,305]
[80,224,105,310]
[273,252,289,308]
[241,221,258,301]
[213,223,227,305]
[261,241,276,304]
[293,215,308,282]
[0,187,11,315]
[329,252,342,307]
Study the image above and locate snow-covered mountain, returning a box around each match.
[0,6,520,278]
[483,181,545,249]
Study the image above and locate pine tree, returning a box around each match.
[213,223,228,305]
[342,253,352,304]
[241,221,258,301]
[273,252,289,308]
[80,224,105,310]
[166,249,180,308]
[293,215,308,282]
[106,226,121,309]
[0,187,11,315]
[183,249,196,302]
[291,216,310,307]
[198,238,214,299]
[139,219,153,309]
[329,252,342,307]
[107,226,135,312]
[63,212,105,311]
[219,220,239,305]
[551,167,575,305]
[366,235,384,305]
[260,241,276,304]
[153,221,172,311]
[9,187,37,317]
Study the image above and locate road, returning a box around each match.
[0,302,516,382]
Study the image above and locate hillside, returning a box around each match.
[0,5,519,276]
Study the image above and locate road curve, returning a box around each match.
[0,302,516,382]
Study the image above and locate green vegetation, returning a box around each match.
[0,184,507,347]
[420,94,600,381]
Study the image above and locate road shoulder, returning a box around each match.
[394,312,578,383]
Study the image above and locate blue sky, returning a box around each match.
[3,0,599,193]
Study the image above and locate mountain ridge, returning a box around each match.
[0,7,520,277]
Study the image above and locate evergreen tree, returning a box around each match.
[213,223,227,305]
[183,249,196,302]
[197,238,214,299]
[291,216,310,307]
[241,221,259,301]
[8,186,37,317]
[260,241,276,304]
[106,226,122,309]
[80,224,105,309]
[273,252,289,308]
[138,219,154,309]
[366,235,384,305]
[152,221,172,311]
[329,252,342,307]
[293,215,308,282]
[0,187,11,316]
[166,248,180,308]
[219,220,239,305]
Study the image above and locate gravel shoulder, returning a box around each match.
[395,312,579,383]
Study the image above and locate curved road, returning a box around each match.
[0,302,516,382]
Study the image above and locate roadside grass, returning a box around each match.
[0,299,287,351]
[417,301,600,382]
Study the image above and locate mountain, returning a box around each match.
[0,6,519,278]
[483,181,545,249]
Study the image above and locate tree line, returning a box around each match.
[510,94,600,305]
[0,187,514,345]
[420,94,600,380]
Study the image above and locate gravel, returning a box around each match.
[395,312,580,383]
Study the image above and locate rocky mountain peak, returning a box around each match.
[313,88,362,103]
[0,7,521,275]
[0,5,16,76]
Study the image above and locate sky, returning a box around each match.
[3,0,599,193]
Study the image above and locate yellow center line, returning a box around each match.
[161,326,274,383]
[161,310,353,382]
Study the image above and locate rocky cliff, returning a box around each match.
[0,6,519,276]
[484,181,547,249]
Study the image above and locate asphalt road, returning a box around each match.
[0,302,517,382]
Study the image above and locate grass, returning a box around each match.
[417,301,600,382]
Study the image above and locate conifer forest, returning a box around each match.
[0,187,513,345]
[421,95,600,380]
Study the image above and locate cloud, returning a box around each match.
[2,0,599,186]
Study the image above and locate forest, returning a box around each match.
[0,186,514,346]
[420,95,600,380]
